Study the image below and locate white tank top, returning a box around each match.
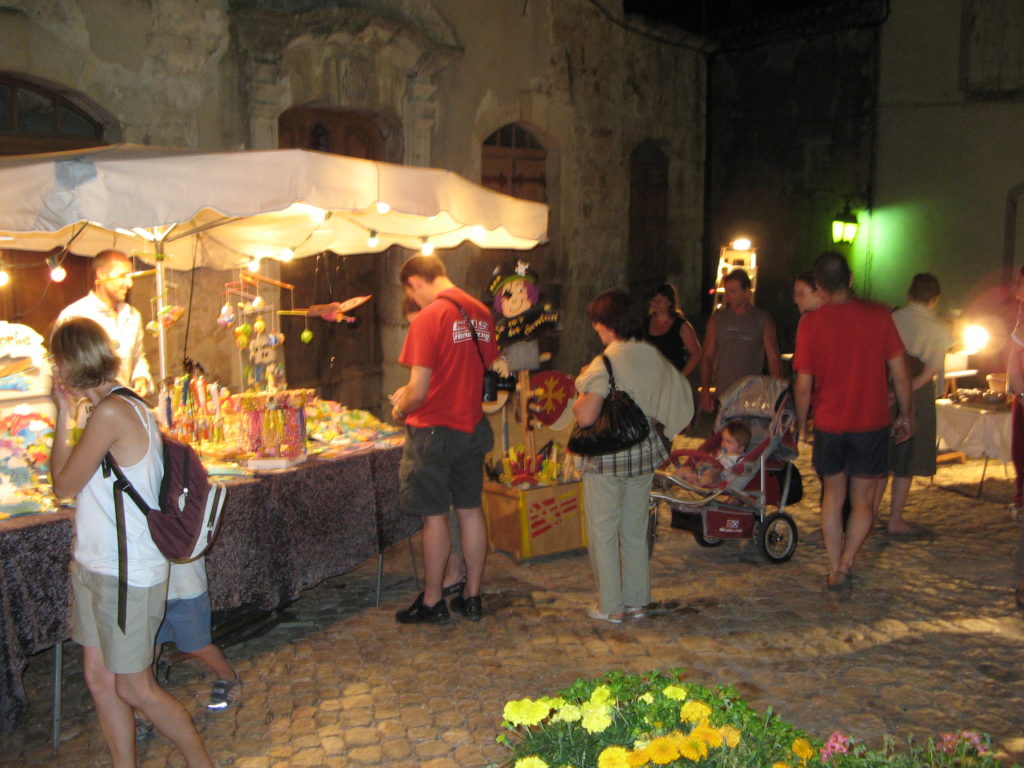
[73,393,168,586]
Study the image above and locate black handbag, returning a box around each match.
[568,354,650,456]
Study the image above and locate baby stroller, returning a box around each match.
[649,375,802,563]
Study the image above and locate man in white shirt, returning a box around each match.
[57,250,152,396]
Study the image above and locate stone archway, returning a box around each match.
[230,3,462,165]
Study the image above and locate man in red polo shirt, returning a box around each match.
[794,252,911,597]
[389,255,496,623]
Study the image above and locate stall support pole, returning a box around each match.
[154,247,168,385]
[51,640,62,748]
[517,370,535,460]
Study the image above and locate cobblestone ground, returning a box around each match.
[4,445,1024,767]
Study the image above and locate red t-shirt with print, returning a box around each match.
[399,287,496,433]
[793,299,905,434]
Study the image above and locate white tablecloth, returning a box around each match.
[935,399,1011,463]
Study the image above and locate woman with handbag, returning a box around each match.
[572,290,694,623]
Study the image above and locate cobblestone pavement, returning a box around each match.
[4,447,1024,767]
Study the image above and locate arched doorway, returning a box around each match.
[628,140,669,302]
[277,107,397,409]
[479,123,558,358]
[0,74,108,334]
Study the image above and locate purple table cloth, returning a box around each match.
[0,444,406,734]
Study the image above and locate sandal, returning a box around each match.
[624,606,648,619]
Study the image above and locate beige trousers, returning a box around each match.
[582,472,654,615]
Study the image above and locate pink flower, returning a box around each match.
[937,733,958,754]
[820,731,851,762]
[959,731,988,754]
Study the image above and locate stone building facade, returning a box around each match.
[0,0,706,412]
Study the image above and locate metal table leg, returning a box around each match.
[51,640,62,749]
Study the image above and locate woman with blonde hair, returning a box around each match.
[49,317,214,768]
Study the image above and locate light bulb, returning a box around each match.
[50,265,67,282]
[963,324,990,354]
[247,256,261,272]
[375,201,391,214]
[731,238,752,251]
[420,239,434,256]
[277,249,294,262]
[367,230,379,248]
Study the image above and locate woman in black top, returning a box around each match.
[643,283,701,377]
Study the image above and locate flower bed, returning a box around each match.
[497,670,1007,768]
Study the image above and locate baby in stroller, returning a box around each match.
[676,420,751,487]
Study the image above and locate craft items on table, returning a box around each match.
[491,441,577,488]
[0,322,51,395]
[167,374,232,446]
[0,407,56,518]
[237,389,314,468]
[305,399,403,459]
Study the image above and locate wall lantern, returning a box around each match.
[831,204,859,244]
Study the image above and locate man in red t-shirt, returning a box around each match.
[389,255,496,624]
[793,252,911,597]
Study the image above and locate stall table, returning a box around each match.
[0,443,414,737]
[935,399,1011,496]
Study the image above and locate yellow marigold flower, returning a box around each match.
[679,700,712,724]
[591,685,613,705]
[627,749,651,767]
[792,738,814,761]
[638,692,655,705]
[773,763,793,768]
[691,723,723,747]
[581,701,612,734]
[597,745,631,768]
[514,757,550,768]
[646,736,680,765]
[662,684,688,701]
[503,698,550,727]
[551,703,582,723]
[692,736,709,758]
[678,740,702,762]
[719,725,742,748]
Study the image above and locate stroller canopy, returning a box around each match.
[714,376,798,462]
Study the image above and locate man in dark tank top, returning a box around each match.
[699,269,781,412]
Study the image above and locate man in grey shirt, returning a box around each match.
[700,268,781,412]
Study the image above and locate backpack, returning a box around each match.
[103,387,228,630]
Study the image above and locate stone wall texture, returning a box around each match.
[1,0,706,410]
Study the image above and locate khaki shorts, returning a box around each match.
[71,563,168,674]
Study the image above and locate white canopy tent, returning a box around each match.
[0,144,548,268]
[0,144,548,379]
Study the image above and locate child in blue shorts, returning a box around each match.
[155,557,242,710]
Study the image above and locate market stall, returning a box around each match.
[0,144,550,735]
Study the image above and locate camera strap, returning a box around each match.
[438,295,488,373]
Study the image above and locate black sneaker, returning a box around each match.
[450,594,483,621]
[395,593,450,624]
[208,674,243,710]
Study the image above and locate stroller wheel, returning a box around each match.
[755,512,798,563]
[692,531,724,548]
